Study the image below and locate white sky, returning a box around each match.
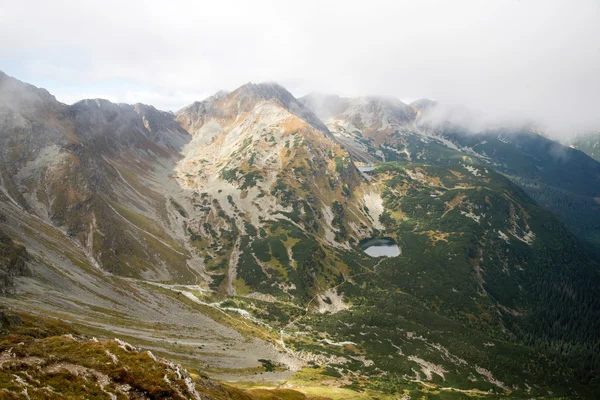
[1,0,599,136]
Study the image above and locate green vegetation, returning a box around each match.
[334,156,350,173]
[443,128,600,247]
[331,201,347,241]
[169,198,188,218]
[0,308,330,400]
[240,170,264,190]
[221,167,240,183]
[235,219,345,302]
[367,162,600,394]
[227,161,600,398]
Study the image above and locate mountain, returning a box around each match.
[436,129,600,246]
[0,73,317,387]
[417,121,600,248]
[299,93,417,163]
[175,82,382,299]
[0,71,196,282]
[363,162,600,388]
[570,130,600,161]
[1,72,600,398]
[0,72,387,390]
[302,93,600,247]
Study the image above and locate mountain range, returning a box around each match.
[1,70,600,399]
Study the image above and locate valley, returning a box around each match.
[1,71,600,399]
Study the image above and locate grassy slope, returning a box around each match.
[0,307,330,400]
[443,129,600,247]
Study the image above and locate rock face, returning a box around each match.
[175,82,369,242]
[0,71,194,281]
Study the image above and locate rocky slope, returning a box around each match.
[175,83,382,299]
[0,223,29,295]
[0,71,197,282]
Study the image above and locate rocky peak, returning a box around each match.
[69,99,187,146]
[0,70,62,116]
[346,96,416,125]
[235,82,294,103]
[300,93,416,126]
[298,93,350,121]
[178,82,330,136]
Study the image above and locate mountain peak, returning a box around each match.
[356,95,407,105]
[237,81,289,95]
[299,93,349,121]
[232,81,298,110]
[300,92,416,127]
[72,98,118,109]
[0,70,60,111]
[179,82,330,135]
[202,89,230,102]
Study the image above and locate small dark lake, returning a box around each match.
[359,237,401,257]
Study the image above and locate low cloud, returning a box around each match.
[1,0,599,138]
[59,90,209,113]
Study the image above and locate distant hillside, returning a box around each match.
[570,130,600,161]
[301,94,600,247]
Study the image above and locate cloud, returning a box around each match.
[56,89,209,113]
[1,0,599,137]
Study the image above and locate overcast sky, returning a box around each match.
[1,0,599,136]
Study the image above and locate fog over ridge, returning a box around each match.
[1,0,599,139]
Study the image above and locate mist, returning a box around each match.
[1,0,599,139]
